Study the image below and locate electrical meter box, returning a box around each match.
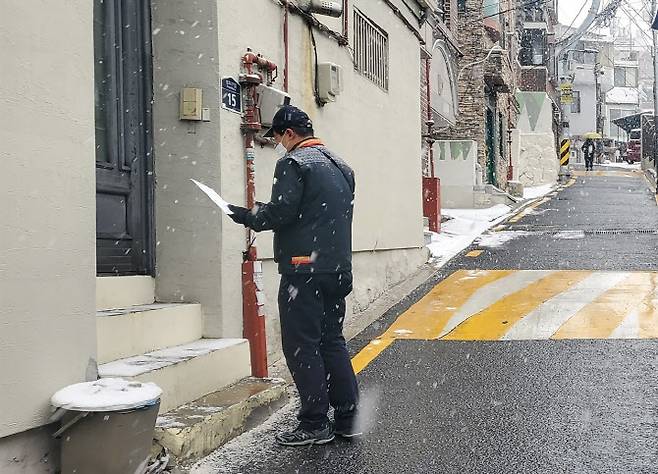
[257,85,291,127]
[317,63,343,103]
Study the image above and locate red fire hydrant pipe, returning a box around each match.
[239,49,278,378]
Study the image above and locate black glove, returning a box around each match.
[228,204,249,225]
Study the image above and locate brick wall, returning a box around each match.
[438,0,520,189]
[438,0,486,172]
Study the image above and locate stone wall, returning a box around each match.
[439,0,486,167]
[439,0,520,190]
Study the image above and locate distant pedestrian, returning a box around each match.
[227,106,360,446]
[582,138,595,171]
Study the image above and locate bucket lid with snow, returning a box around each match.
[51,378,162,412]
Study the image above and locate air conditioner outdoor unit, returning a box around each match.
[257,85,291,127]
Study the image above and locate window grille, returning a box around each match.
[353,9,389,91]
[571,91,581,114]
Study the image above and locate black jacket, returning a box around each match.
[243,141,355,275]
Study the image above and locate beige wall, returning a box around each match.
[515,92,558,185]
[0,0,97,439]
[151,1,235,338]
[149,1,425,349]
[216,1,426,348]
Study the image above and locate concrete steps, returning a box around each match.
[96,275,155,310]
[97,303,203,364]
[155,378,288,464]
[98,338,251,413]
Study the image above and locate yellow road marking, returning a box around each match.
[638,273,658,338]
[493,225,507,231]
[466,250,484,257]
[563,178,576,188]
[349,270,513,372]
[381,270,513,340]
[351,338,394,374]
[654,194,658,206]
[351,270,658,372]
[553,273,657,339]
[442,271,591,340]
[508,197,550,223]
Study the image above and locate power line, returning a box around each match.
[556,0,591,43]
[619,3,654,44]
[463,0,550,26]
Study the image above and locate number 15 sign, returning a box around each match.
[221,77,242,114]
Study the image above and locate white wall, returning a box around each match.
[515,92,558,186]
[216,1,426,351]
[434,140,478,208]
[0,0,97,440]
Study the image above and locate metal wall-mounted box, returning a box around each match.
[317,63,343,103]
[257,85,291,127]
[180,87,203,121]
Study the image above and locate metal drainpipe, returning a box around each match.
[239,49,278,378]
[343,0,349,37]
[425,56,435,177]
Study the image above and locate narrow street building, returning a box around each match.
[513,0,560,186]
[438,0,519,195]
[557,26,615,163]
[1,0,450,468]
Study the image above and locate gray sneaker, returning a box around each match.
[275,425,335,446]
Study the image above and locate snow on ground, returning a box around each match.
[426,184,560,267]
[601,162,641,170]
[426,204,512,267]
[476,230,532,247]
[523,183,555,199]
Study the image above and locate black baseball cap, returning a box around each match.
[263,105,313,138]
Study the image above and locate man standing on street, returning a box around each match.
[582,138,595,171]
[227,105,360,446]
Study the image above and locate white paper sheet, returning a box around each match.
[190,179,234,215]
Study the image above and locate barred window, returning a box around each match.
[353,9,389,91]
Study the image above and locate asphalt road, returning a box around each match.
[193,165,658,474]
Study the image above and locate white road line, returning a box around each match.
[501,272,629,340]
[436,270,553,339]
[610,308,640,339]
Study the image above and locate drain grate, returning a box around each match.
[585,229,658,235]
[500,226,658,236]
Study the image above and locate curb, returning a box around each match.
[155,378,288,470]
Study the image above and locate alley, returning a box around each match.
[193,167,658,474]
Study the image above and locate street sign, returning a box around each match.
[560,82,573,105]
[560,139,570,166]
[221,77,241,114]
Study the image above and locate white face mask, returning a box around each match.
[274,142,288,158]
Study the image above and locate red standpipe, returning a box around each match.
[239,49,278,378]
[423,55,441,233]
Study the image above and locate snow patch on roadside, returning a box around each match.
[476,230,532,248]
[426,204,512,267]
[602,162,641,170]
[523,183,555,199]
[553,230,585,240]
